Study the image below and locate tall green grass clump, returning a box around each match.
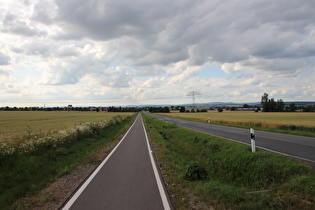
[142,113,315,209]
[0,114,136,209]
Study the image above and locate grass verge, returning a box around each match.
[142,113,315,209]
[157,113,315,137]
[0,114,136,209]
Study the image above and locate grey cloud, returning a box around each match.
[12,40,82,58]
[7,0,315,84]
[14,41,53,57]
[1,13,47,37]
[0,52,11,65]
[40,0,315,72]
[58,45,80,57]
[32,0,57,24]
[94,67,133,88]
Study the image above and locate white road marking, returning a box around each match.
[140,115,172,210]
[62,117,138,210]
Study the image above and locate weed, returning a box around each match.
[183,161,208,181]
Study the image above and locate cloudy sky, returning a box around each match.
[1,0,314,107]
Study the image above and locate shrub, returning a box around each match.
[183,161,208,181]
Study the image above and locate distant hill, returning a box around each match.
[125,101,315,108]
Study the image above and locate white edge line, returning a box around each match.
[62,116,138,210]
[185,127,315,165]
[140,115,171,210]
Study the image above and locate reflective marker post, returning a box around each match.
[250,128,256,153]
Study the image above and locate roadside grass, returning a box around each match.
[0,114,136,209]
[159,112,315,137]
[142,113,315,209]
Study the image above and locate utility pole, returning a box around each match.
[186,91,202,110]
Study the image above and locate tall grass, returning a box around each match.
[142,113,315,209]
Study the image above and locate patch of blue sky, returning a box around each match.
[108,61,134,72]
[13,65,41,83]
[196,64,248,78]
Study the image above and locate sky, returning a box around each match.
[0,0,315,107]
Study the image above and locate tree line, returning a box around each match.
[261,93,315,112]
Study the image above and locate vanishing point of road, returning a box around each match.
[61,114,172,210]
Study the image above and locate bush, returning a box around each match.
[183,161,208,181]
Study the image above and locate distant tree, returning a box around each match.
[303,104,315,112]
[243,104,250,108]
[230,107,237,111]
[261,93,284,112]
[179,106,186,112]
[276,99,285,112]
[261,93,269,111]
[217,108,223,112]
[289,103,297,112]
[269,98,276,112]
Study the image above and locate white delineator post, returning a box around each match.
[250,128,256,153]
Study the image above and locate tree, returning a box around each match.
[289,103,297,112]
[261,93,269,111]
[217,108,223,112]
[179,106,186,112]
[276,99,284,112]
[261,93,284,112]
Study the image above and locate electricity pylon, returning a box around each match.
[186,91,202,110]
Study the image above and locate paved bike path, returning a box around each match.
[62,114,171,210]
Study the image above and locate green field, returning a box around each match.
[0,111,133,141]
[159,111,315,135]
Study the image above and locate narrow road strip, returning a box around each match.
[62,114,172,210]
[141,117,171,210]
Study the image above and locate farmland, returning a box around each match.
[159,111,315,135]
[0,111,133,141]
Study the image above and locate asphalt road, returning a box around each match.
[145,112,315,168]
[62,114,171,210]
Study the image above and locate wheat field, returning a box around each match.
[160,111,315,128]
[0,111,133,140]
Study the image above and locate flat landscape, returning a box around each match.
[0,111,133,141]
[162,111,315,126]
[160,111,315,135]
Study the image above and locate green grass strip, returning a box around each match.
[142,113,315,209]
[0,114,136,209]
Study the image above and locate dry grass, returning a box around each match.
[0,111,133,141]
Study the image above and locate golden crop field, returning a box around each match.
[160,111,315,128]
[0,111,133,140]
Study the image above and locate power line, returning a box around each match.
[186,91,202,109]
